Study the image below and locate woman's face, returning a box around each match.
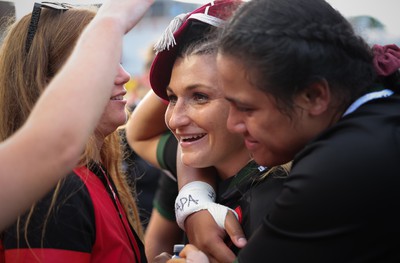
[96,64,130,137]
[165,54,246,168]
[216,54,312,167]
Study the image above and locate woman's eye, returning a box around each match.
[167,94,177,104]
[193,93,208,103]
[232,103,252,113]
[237,106,251,112]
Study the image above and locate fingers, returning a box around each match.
[205,237,236,263]
[225,210,247,248]
[179,244,200,257]
[180,244,210,263]
[185,211,236,263]
[153,252,172,263]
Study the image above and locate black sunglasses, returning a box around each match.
[25,2,73,54]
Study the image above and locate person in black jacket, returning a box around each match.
[170,0,400,262]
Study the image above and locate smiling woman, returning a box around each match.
[125,1,290,263]
[165,53,245,171]
[0,2,147,262]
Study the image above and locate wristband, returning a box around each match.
[175,181,216,230]
[175,181,239,230]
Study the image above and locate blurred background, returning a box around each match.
[1,0,399,101]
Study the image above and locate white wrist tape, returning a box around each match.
[175,181,216,230]
[175,181,238,230]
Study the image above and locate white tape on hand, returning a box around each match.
[175,181,239,230]
[175,181,216,230]
[207,203,238,229]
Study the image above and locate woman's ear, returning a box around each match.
[297,78,331,116]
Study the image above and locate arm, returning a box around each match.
[145,173,184,262]
[145,209,184,262]
[176,149,246,263]
[125,90,169,168]
[0,0,153,231]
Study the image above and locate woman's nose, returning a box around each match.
[166,100,191,130]
[115,64,131,85]
[226,107,246,134]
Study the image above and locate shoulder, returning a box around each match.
[3,172,95,251]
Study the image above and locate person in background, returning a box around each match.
[0,2,152,262]
[121,44,164,231]
[169,0,400,262]
[126,1,288,262]
[0,0,153,232]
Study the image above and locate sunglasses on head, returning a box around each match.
[25,2,73,54]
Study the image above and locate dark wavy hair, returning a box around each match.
[218,0,399,115]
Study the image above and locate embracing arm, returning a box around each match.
[0,0,153,231]
[125,90,169,168]
[176,152,245,263]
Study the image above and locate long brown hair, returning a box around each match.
[0,5,143,245]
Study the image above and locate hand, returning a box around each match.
[96,0,154,33]
[184,210,246,263]
[225,210,247,249]
[167,244,209,263]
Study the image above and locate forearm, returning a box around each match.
[126,90,169,166]
[145,209,183,262]
[127,90,168,145]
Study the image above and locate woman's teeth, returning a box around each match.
[181,134,206,142]
[111,95,123,100]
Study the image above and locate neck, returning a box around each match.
[215,148,252,180]
[92,132,105,163]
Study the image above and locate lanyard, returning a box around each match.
[98,165,142,263]
[342,89,393,117]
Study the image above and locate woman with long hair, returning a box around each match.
[0,3,146,262]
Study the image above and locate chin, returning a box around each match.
[181,156,204,169]
[252,153,270,167]
[115,115,128,127]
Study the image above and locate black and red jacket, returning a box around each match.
[1,164,146,263]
